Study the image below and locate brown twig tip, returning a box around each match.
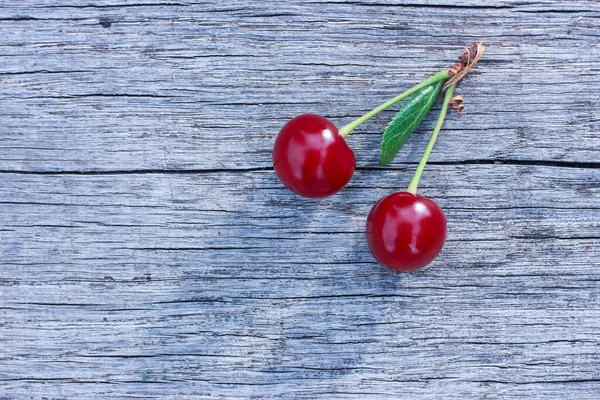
[449,95,466,117]
[444,42,485,91]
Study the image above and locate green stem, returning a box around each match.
[338,70,450,138]
[406,83,456,194]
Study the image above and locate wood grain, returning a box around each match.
[1,1,599,399]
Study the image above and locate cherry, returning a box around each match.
[273,114,355,198]
[366,82,459,272]
[366,192,446,272]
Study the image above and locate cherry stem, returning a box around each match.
[338,70,450,138]
[407,83,456,195]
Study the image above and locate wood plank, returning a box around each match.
[1,167,599,398]
[1,2,599,171]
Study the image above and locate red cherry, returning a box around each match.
[366,192,446,272]
[273,114,356,198]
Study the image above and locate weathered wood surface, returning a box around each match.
[1,1,599,399]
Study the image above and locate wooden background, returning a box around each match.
[1,1,599,398]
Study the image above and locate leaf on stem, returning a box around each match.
[378,80,444,165]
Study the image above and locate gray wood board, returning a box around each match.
[1,1,599,399]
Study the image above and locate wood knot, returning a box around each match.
[99,18,112,28]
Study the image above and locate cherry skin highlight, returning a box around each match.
[366,192,446,272]
[273,114,356,198]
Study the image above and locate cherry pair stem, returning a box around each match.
[407,83,455,194]
[338,70,450,138]
[338,70,456,194]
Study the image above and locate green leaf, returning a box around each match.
[378,80,444,165]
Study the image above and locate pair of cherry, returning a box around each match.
[272,113,445,272]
